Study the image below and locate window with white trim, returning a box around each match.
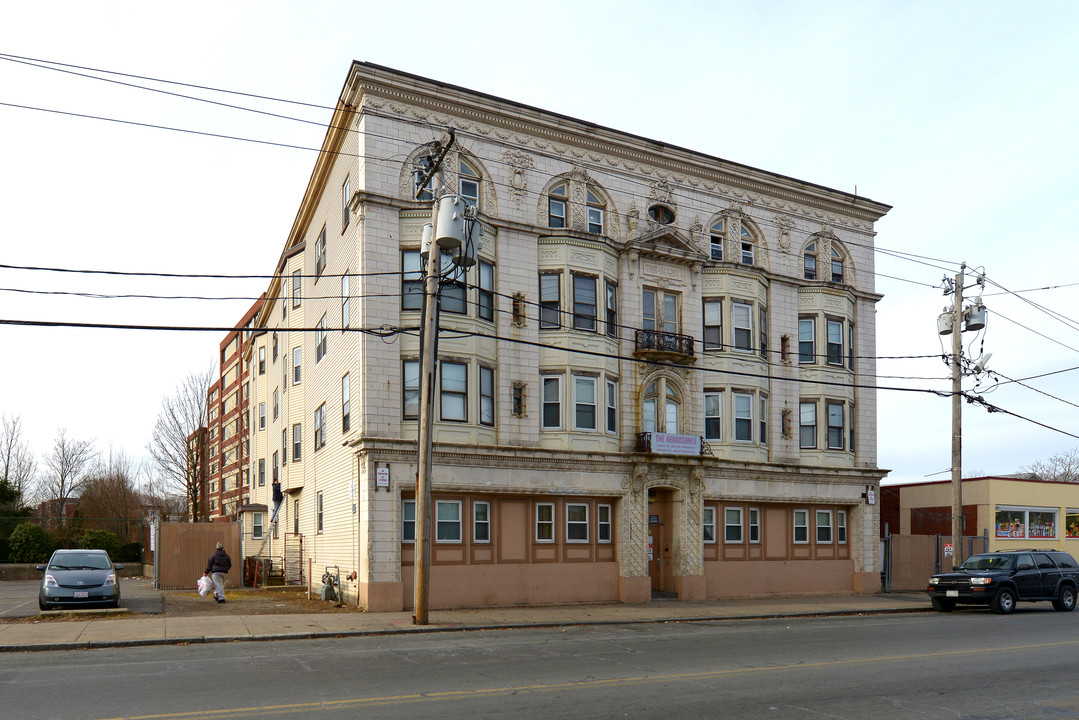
[473,501,491,543]
[641,378,681,433]
[341,373,350,433]
[725,507,744,543]
[316,491,324,533]
[258,346,266,375]
[292,269,302,308]
[536,502,555,542]
[572,274,597,332]
[710,219,725,261]
[704,391,722,441]
[598,504,612,543]
[567,503,589,542]
[831,247,844,283]
[402,251,423,311]
[605,281,618,338]
[258,458,265,487]
[749,508,761,544]
[816,510,833,544]
[827,401,845,450]
[733,392,753,442]
[402,500,415,543]
[341,272,350,330]
[259,402,266,430]
[827,318,844,366]
[341,176,350,230]
[315,226,327,277]
[586,189,605,234]
[799,317,815,364]
[542,376,561,429]
[539,273,561,329]
[316,315,327,362]
[794,509,809,544]
[272,451,279,482]
[800,401,817,449]
[436,500,462,543]
[740,226,755,265]
[733,302,753,352]
[478,261,494,322]
[548,183,567,228]
[574,376,597,431]
[440,361,467,422]
[606,379,618,434]
[459,158,480,207]
[252,512,264,540]
[804,241,817,279]
[642,288,680,335]
[314,403,326,451]
[292,423,302,461]
[759,396,768,446]
[403,360,419,420]
[703,299,722,350]
[837,510,847,544]
[703,506,716,544]
[292,347,301,385]
[479,366,495,427]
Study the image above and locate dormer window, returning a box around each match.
[710,219,725,261]
[804,242,817,280]
[548,183,568,228]
[459,159,480,207]
[831,247,844,283]
[648,204,675,225]
[586,189,605,234]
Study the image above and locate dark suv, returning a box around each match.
[927,550,1079,614]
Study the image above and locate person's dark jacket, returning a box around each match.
[205,548,232,575]
[272,481,284,504]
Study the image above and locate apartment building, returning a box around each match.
[203,298,263,521]
[239,62,891,611]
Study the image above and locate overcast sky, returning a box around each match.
[2,1,1077,490]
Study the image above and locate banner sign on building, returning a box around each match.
[650,432,701,456]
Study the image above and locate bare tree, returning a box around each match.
[77,450,143,541]
[1022,448,1079,484]
[0,415,36,510]
[147,365,216,522]
[41,428,99,525]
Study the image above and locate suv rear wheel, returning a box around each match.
[991,587,1016,614]
[1052,585,1076,612]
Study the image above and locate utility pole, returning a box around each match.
[940,262,988,567]
[950,263,965,568]
[412,130,454,625]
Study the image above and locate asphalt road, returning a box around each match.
[2,607,1078,719]
[0,577,163,617]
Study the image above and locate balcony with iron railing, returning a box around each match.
[634,328,696,364]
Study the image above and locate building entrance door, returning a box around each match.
[647,488,675,595]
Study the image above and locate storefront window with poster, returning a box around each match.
[995,506,1058,540]
[1067,511,1079,539]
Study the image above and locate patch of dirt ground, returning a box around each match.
[164,586,359,617]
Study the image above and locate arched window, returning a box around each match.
[739,225,755,265]
[710,219,725,261]
[641,378,681,433]
[804,242,817,280]
[459,159,480,207]
[548,182,568,228]
[831,247,844,283]
[586,188,605,234]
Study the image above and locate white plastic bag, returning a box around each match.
[197,575,212,598]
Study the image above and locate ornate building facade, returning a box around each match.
[239,62,891,610]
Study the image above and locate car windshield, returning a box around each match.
[50,553,111,570]
[959,554,1014,571]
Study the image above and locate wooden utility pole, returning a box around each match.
[412,131,453,625]
[950,263,965,568]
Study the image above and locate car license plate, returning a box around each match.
[946,590,958,597]
[74,591,89,598]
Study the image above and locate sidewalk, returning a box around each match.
[0,592,930,653]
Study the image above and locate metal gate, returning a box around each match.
[883,531,988,592]
[284,533,304,585]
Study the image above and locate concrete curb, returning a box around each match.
[0,604,930,653]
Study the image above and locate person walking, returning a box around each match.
[204,542,232,603]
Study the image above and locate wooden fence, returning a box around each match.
[155,522,239,591]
